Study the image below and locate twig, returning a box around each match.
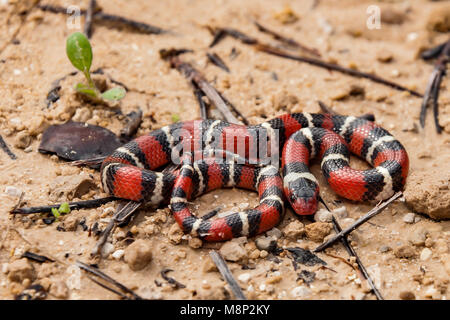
[256,44,423,98]
[84,0,96,38]
[38,4,166,35]
[0,134,17,160]
[22,251,55,263]
[160,268,186,289]
[120,109,143,141]
[313,191,402,252]
[76,261,143,300]
[318,100,338,115]
[91,201,141,257]
[11,197,116,214]
[210,27,423,98]
[193,84,208,120]
[209,251,246,300]
[419,39,450,134]
[207,52,230,73]
[253,21,321,57]
[160,49,243,124]
[331,216,383,300]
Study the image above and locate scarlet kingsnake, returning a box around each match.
[100,113,409,241]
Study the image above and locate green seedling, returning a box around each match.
[51,208,61,220]
[66,32,126,102]
[171,114,180,123]
[51,202,71,221]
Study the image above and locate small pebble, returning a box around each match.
[332,206,348,218]
[4,186,22,198]
[291,286,311,298]
[399,291,415,300]
[314,209,333,222]
[238,273,251,283]
[266,228,282,240]
[112,249,125,260]
[101,242,115,258]
[255,236,277,252]
[219,241,246,262]
[403,213,416,224]
[420,248,432,261]
[379,245,391,253]
[188,237,203,249]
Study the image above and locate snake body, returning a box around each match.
[100,113,409,241]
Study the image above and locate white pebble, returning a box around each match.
[407,32,418,42]
[238,273,251,283]
[101,242,115,258]
[1,263,8,274]
[403,213,416,224]
[420,248,432,261]
[259,284,266,291]
[332,206,348,218]
[4,186,22,198]
[10,118,21,125]
[13,69,21,75]
[112,249,125,260]
[314,209,333,222]
[291,286,311,298]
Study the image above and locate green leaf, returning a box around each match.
[75,83,98,98]
[101,87,126,101]
[171,114,180,123]
[66,32,93,73]
[58,202,71,214]
[51,208,60,220]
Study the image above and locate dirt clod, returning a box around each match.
[7,259,34,283]
[404,169,450,220]
[283,220,305,240]
[399,291,415,300]
[49,173,96,202]
[305,222,332,242]
[394,245,417,259]
[49,280,69,299]
[219,241,246,262]
[124,239,153,271]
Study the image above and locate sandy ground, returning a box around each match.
[0,0,449,300]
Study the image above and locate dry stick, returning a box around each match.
[91,201,141,257]
[84,0,96,38]
[76,261,143,300]
[313,191,402,253]
[253,21,321,57]
[331,216,383,300]
[0,134,17,160]
[11,197,116,214]
[210,28,423,98]
[209,251,247,300]
[120,109,143,140]
[216,92,249,125]
[161,268,186,289]
[163,53,242,124]
[207,52,230,73]
[38,4,166,34]
[419,39,450,134]
[257,44,423,98]
[193,84,208,120]
[318,100,338,115]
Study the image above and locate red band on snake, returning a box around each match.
[100,113,409,241]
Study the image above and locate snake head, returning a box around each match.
[286,179,320,216]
